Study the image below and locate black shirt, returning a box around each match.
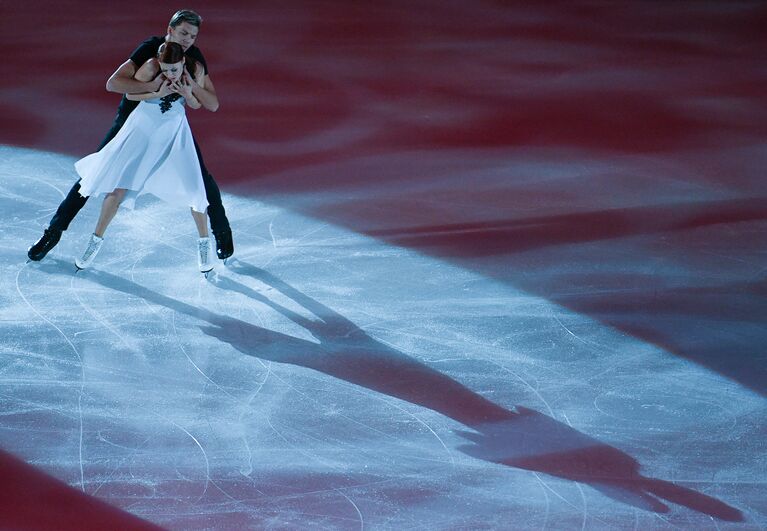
[129,36,208,76]
[115,36,209,119]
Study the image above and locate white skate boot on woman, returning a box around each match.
[75,234,104,270]
[197,237,214,276]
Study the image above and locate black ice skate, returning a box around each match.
[27,227,62,261]
[213,229,234,261]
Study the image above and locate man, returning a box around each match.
[27,9,234,262]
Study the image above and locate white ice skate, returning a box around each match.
[197,237,214,274]
[75,234,104,270]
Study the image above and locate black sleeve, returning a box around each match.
[128,36,162,66]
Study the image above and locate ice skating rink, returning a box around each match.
[2,1,766,529]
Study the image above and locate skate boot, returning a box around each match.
[75,234,104,270]
[213,229,234,260]
[27,227,62,261]
[198,237,214,273]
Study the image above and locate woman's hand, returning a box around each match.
[146,75,165,93]
[175,74,195,100]
[183,66,200,90]
[156,79,175,98]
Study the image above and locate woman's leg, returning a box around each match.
[94,188,127,237]
[192,208,213,272]
[191,208,209,238]
[76,188,125,270]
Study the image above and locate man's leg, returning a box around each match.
[26,180,87,261]
[27,115,126,261]
[194,138,234,259]
[51,181,88,231]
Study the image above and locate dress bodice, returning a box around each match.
[143,93,186,114]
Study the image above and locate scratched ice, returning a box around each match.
[1,145,766,529]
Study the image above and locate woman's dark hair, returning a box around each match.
[158,41,184,64]
[158,42,196,77]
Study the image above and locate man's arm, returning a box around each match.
[106,60,164,94]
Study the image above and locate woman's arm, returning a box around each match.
[176,74,202,109]
[126,79,175,101]
[186,64,219,112]
[106,60,163,94]
[124,59,172,101]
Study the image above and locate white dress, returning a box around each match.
[75,94,208,213]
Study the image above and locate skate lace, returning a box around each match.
[82,238,100,261]
[198,239,209,263]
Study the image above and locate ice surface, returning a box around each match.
[1,145,765,529]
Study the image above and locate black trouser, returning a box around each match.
[49,112,230,234]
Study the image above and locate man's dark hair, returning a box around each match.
[169,9,202,28]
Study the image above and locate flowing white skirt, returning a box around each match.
[75,98,208,213]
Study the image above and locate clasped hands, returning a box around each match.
[154,69,196,99]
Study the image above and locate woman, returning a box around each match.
[74,42,213,273]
